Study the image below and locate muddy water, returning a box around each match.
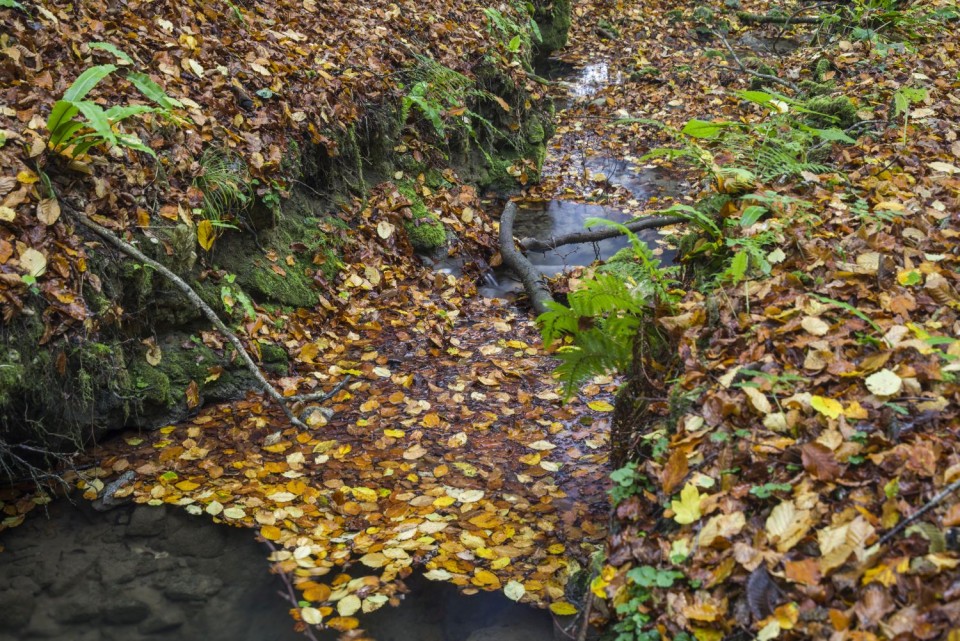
[0,500,555,641]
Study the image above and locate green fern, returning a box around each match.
[193,149,250,224]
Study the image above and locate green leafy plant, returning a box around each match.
[538,219,679,398]
[893,85,928,145]
[613,566,686,641]
[46,61,181,160]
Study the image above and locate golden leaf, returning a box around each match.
[197,219,216,251]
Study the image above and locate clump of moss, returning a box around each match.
[397,182,447,252]
[803,95,858,129]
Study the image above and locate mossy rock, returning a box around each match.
[397,182,448,252]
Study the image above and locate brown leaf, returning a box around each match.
[37,197,60,225]
[661,447,689,495]
[801,442,841,481]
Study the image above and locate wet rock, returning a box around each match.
[50,595,102,624]
[159,570,223,601]
[49,552,98,597]
[126,505,167,537]
[103,596,151,625]
[25,607,64,637]
[164,517,227,558]
[138,607,185,635]
[0,588,36,630]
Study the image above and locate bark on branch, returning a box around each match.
[519,215,685,253]
[713,29,800,93]
[498,202,555,316]
[737,11,823,24]
[67,205,341,431]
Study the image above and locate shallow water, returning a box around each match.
[0,500,556,641]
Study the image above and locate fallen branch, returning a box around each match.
[499,202,555,316]
[736,11,823,24]
[877,476,960,548]
[67,204,327,431]
[713,29,800,93]
[519,215,685,253]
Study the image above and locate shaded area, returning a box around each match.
[0,500,299,641]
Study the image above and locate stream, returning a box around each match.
[0,58,674,641]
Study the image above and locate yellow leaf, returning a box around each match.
[810,395,843,420]
[384,429,405,438]
[260,525,282,541]
[197,219,215,251]
[300,607,323,625]
[175,480,200,491]
[864,368,902,397]
[16,169,38,184]
[671,482,702,525]
[587,400,614,412]
[550,602,577,616]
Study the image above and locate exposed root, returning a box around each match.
[519,215,684,253]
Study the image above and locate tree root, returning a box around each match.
[67,204,341,431]
[498,202,555,316]
[519,215,685,253]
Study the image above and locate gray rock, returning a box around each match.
[138,607,185,635]
[126,505,168,537]
[50,597,101,624]
[49,552,98,597]
[163,518,227,558]
[25,608,63,638]
[159,571,223,602]
[0,588,36,629]
[103,596,151,625]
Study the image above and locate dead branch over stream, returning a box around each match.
[498,202,556,316]
[518,215,685,252]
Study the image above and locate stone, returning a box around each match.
[50,597,101,625]
[138,607,185,635]
[103,596,151,625]
[25,608,63,638]
[126,505,168,537]
[0,588,36,630]
[163,517,228,558]
[159,571,223,602]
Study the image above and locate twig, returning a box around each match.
[877,477,960,548]
[66,203,311,430]
[286,375,352,403]
[524,70,566,87]
[713,30,800,93]
[263,540,321,641]
[519,215,684,253]
[736,11,823,24]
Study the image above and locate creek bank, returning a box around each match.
[0,1,573,477]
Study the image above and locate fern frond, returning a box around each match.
[537,301,581,346]
[554,329,631,399]
[568,273,645,317]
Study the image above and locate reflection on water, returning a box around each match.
[0,500,556,641]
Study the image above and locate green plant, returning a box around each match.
[482,6,541,58]
[609,462,644,504]
[193,149,251,224]
[538,219,679,398]
[892,85,928,145]
[220,273,256,320]
[749,482,792,498]
[613,566,685,641]
[46,61,181,160]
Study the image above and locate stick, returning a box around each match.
[877,477,960,548]
[713,30,800,93]
[286,375,352,403]
[519,215,684,253]
[67,205,311,430]
[498,202,555,316]
[737,11,822,24]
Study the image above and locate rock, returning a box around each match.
[103,596,151,625]
[138,607,185,634]
[0,588,36,630]
[466,624,553,641]
[159,571,223,601]
[50,596,101,624]
[163,517,227,558]
[25,608,63,638]
[126,505,168,537]
[48,552,98,597]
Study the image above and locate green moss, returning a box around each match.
[237,259,317,308]
[0,351,25,408]
[534,0,572,54]
[525,118,546,144]
[802,95,859,129]
[405,215,447,252]
[258,341,290,375]
[131,360,173,407]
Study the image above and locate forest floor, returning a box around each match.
[4,0,960,639]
